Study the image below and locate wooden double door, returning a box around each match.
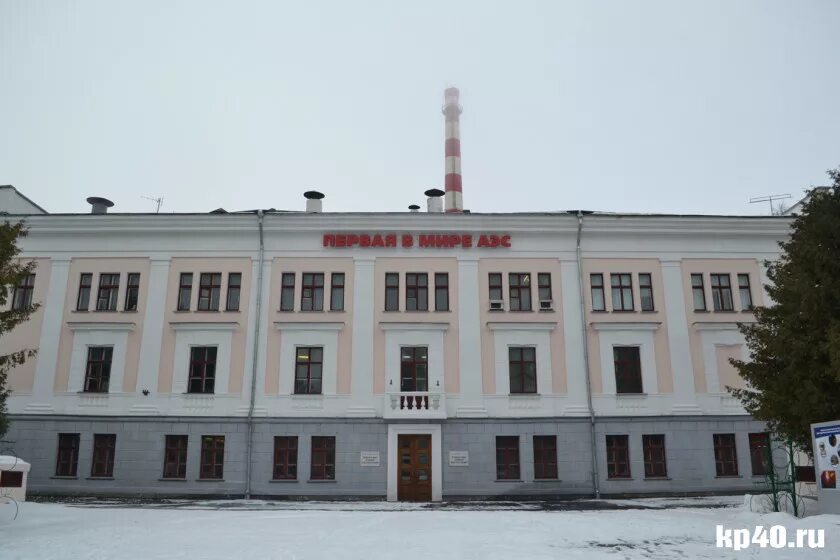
[397,434,432,501]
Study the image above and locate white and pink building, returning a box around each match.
[0,185,791,500]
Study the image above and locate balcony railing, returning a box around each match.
[384,391,446,419]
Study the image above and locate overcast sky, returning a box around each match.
[1,1,837,215]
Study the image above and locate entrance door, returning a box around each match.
[398,434,432,501]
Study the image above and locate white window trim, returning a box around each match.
[172,330,233,395]
[68,329,130,394]
[384,328,445,394]
[598,329,658,395]
[386,424,442,502]
[276,328,339,395]
[492,329,553,396]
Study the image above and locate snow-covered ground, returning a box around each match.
[0,498,837,559]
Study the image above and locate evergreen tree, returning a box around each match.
[0,222,40,439]
[731,168,840,452]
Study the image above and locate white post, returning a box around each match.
[132,257,170,413]
[560,260,590,415]
[455,257,487,417]
[347,257,376,417]
[660,260,702,414]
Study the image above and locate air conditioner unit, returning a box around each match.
[489,299,504,311]
[539,299,553,310]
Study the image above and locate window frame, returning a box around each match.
[400,346,429,392]
[738,273,753,310]
[76,272,92,311]
[533,435,558,480]
[225,272,241,311]
[310,436,336,481]
[197,272,222,311]
[199,435,225,480]
[749,432,771,476]
[11,272,35,311]
[434,272,449,311]
[488,273,503,306]
[405,272,429,311]
[96,273,120,311]
[187,346,217,394]
[642,434,667,478]
[272,436,299,480]
[590,273,606,311]
[710,273,734,312]
[508,272,532,311]
[713,433,739,476]
[330,272,345,311]
[83,346,114,393]
[162,435,188,479]
[639,273,654,311]
[495,436,521,480]
[610,273,634,311]
[55,433,80,477]
[691,273,706,311]
[124,272,140,311]
[508,346,537,394]
[301,272,325,311]
[613,346,643,394]
[294,346,324,395]
[606,434,631,479]
[280,272,295,311]
[177,273,193,311]
[384,272,399,311]
[537,273,552,306]
[91,433,116,478]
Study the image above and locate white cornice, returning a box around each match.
[379,322,449,332]
[590,322,661,332]
[169,321,239,331]
[67,321,136,332]
[486,322,557,332]
[692,322,748,331]
[274,322,345,332]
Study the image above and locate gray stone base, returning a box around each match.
[5,414,771,499]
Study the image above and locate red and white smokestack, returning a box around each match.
[443,87,463,213]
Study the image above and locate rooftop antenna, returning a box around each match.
[749,193,791,215]
[141,195,164,213]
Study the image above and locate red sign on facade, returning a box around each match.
[323,233,511,249]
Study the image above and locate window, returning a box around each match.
[710,274,734,311]
[509,273,532,311]
[385,272,399,311]
[691,273,706,311]
[55,433,80,477]
[0,470,23,488]
[590,273,606,311]
[301,272,325,311]
[199,435,225,480]
[489,273,503,308]
[188,346,217,394]
[639,273,654,311]
[197,272,222,311]
[177,273,193,311]
[76,273,92,311]
[749,432,771,476]
[508,347,537,394]
[294,347,323,394]
[330,273,345,311]
[537,273,552,309]
[83,346,113,393]
[495,436,520,480]
[434,273,449,311]
[91,434,116,478]
[738,274,753,310]
[96,273,120,311]
[124,273,140,311]
[162,435,188,479]
[713,433,739,476]
[400,346,428,392]
[273,436,298,480]
[642,434,667,478]
[613,346,643,394]
[406,273,428,311]
[280,273,295,311]
[533,435,558,479]
[11,273,35,311]
[226,272,241,311]
[610,273,634,311]
[606,435,630,479]
[310,436,335,480]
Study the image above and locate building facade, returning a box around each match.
[1,201,791,500]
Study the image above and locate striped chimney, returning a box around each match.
[442,87,463,212]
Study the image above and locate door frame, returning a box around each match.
[387,424,442,502]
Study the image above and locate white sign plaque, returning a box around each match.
[449,451,469,466]
[360,451,380,467]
